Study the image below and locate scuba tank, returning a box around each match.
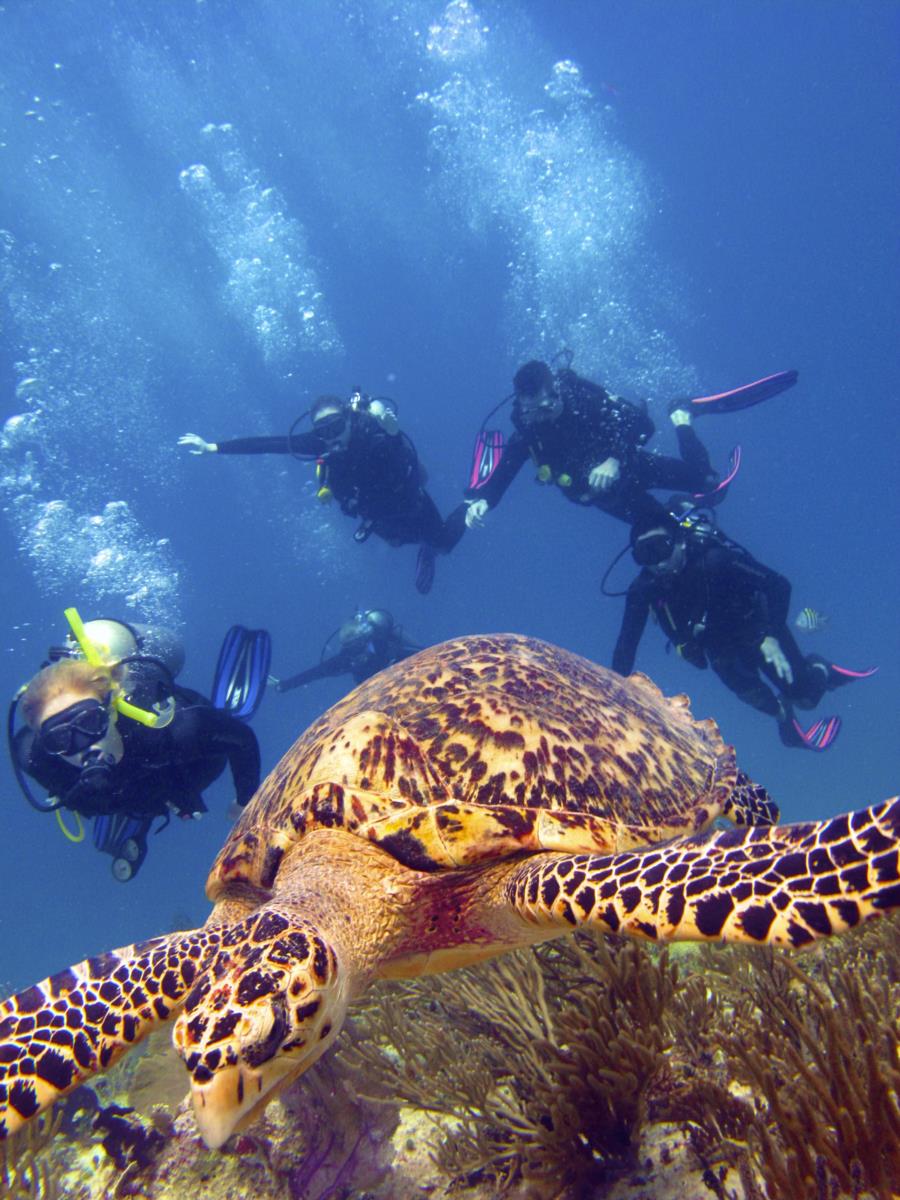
[51,615,184,712]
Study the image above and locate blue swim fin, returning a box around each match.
[212,626,272,720]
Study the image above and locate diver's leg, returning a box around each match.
[593,485,669,527]
[709,652,783,717]
[674,425,713,477]
[632,449,712,496]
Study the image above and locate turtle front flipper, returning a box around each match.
[0,927,220,1139]
[173,906,348,1150]
[502,796,900,948]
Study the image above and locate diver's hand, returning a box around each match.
[465,498,489,529]
[367,398,399,435]
[178,432,218,455]
[588,457,621,492]
[760,636,793,684]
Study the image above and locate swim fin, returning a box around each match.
[683,369,798,416]
[211,625,272,720]
[828,661,879,682]
[791,714,842,752]
[469,429,505,491]
[415,545,436,595]
[693,444,742,505]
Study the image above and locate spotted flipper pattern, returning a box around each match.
[173,907,344,1149]
[0,927,224,1139]
[506,796,900,948]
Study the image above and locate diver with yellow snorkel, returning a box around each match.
[8,611,267,881]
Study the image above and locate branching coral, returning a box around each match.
[340,934,679,1196]
[721,947,900,1198]
[338,917,899,1200]
[0,1109,63,1200]
[657,916,900,1200]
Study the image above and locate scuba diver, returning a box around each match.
[271,608,422,692]
[464,359,797,530]
[179,390,468,595]
[9,611,270,881]
[609,504,877,751]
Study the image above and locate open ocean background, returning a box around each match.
[0,0,896,992]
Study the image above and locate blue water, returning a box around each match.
[0,0,897,991]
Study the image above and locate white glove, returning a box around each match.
[760,636,793,684]
[178,432,218,455]
[465,498,489,528]
[669,407,692,427]
[588,457,621,492]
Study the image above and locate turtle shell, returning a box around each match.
[208,634,737,898]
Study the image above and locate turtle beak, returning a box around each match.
[190,1063,277,1149]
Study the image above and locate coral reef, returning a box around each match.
[340,934,679,1195]
[1,1109,63,1200]
[6,915,898,1200]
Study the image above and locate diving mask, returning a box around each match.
[313,409,349,443]
[631,526,687,574]
[39,697,111,758]
[516,388,563,425]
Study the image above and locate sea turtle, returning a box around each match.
[0,634,897,1150]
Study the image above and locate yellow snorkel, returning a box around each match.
[63,607,175,728]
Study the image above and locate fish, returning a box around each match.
[794,607,829,633]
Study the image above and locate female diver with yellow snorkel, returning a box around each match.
[8,610,266,881]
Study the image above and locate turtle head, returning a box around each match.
[172,910,347,1149]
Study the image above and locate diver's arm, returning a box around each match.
[197,709,261,806]
[612,581,652,676]
[179,432,312,455]
[276,654,348,692]
[758,566,792,631]
[395,633,423,658]
[214,433,319,456]
[706,549,786,644]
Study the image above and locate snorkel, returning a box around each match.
[63,607,175,729]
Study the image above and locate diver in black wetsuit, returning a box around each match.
[180,391,467,594]
[611,506,874,751]
[13,656,260,880]
[271,608,422,693]
[464,360,719,531]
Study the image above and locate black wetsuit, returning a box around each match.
[277,627,421,692]
[216,410,466,554]
[17,687,260,875]
[467,368,717,525]
[612,525,843,738]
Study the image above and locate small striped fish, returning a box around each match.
[794,607,829,633]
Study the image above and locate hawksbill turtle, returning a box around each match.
[0,634,897,1150]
